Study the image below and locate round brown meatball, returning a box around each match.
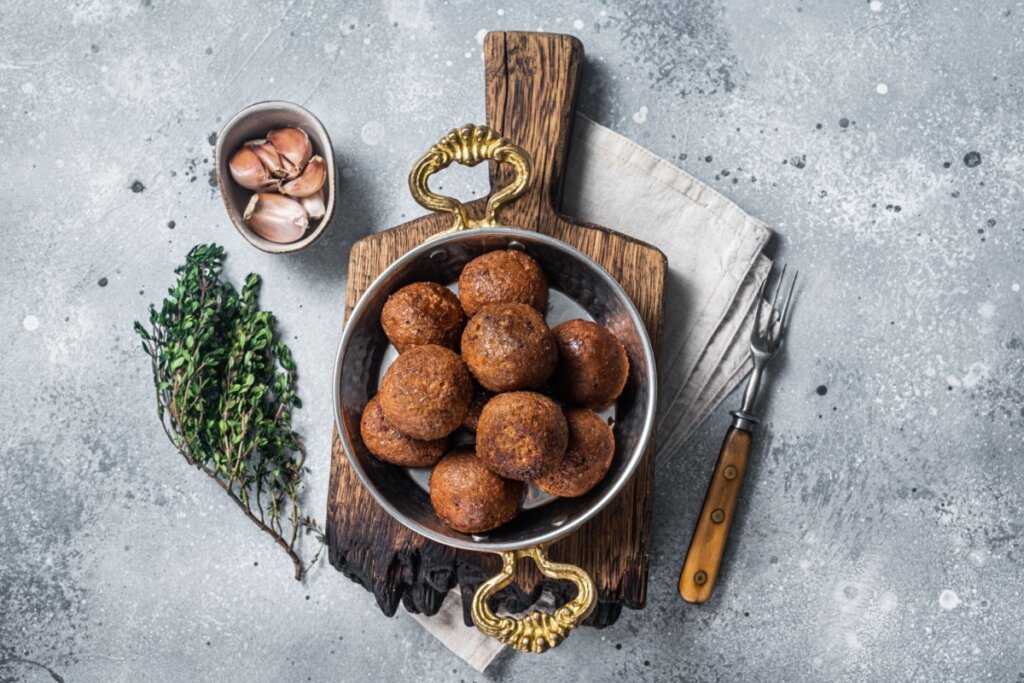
[359,395,448,467]
[476,392,568,480]
[461,303,557,392]
[381,282,464,352]
[429,447,523,533]
[461,385,494,432]
[534,409,615,497]
[458,249,548,317]
[378,345,473,440]
[551,319,629,408]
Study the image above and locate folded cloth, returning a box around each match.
[408,589,500,672]
[662,255,771,458]
[405,114,772,671]
[562,118,771,460]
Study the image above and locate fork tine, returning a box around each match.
[751,276,768,341]
[770,263,788,317]
[779,270,798,337]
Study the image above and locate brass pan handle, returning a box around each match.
[470,546,596,653]
[408,124,533,234]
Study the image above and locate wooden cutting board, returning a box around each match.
[325,31,667,628]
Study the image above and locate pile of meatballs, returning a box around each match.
[359,249,630,534]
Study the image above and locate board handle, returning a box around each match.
[484,32,584,224]
[471,546,596,653]
[408,124,533,235]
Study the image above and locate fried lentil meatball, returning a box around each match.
[534,409,615,497]
[476,391,568,480]
[380,282,464,352]
[429,447,524,533]
[461,303,557,392]
[458,249,548,317]
[378,345,473,440]
[461,384,494,432]
[551,319,629,409]
[359,395,448,467]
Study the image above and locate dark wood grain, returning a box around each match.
[678,427,753,604]
[326,31,667,628]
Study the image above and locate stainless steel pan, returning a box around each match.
[333,125,656,652]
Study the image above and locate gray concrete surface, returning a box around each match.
[2,0,1022,681]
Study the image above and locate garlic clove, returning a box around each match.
[267,127,312,177]
[279,155,326,197]
[248,140,288,179]
[243,193,309,243]
[300,189,326,220]
[228,145,277,191]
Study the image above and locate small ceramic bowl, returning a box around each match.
[215,100,336,253]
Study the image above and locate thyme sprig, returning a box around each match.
[134,244,322,580]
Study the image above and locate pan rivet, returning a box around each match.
[723,465,737,480]
[429,248,448,262]
[710,509,725,524]
[694,571,707,585]
[508,240,526,252]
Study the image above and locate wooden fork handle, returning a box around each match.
[678,426,752,603]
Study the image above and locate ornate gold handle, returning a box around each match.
[470,546,596,653]
[408,124,533,234]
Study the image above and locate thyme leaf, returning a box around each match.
[134,243,323,580]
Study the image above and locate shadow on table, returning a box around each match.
[278,153,378,293]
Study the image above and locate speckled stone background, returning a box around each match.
[2,1,1022,681]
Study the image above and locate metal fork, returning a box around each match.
[678,264,797,604]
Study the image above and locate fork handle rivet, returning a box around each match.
[693,570,707,585]
[710,509,725,524]
[723,465,737,480]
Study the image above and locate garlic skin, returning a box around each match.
[243,193,309,243]
[300,189,326,220]
[249,140,287,179]
[267,128,312,178]
[279,155,326,197]
[228,146,277,191]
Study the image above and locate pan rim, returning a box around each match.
[332,226,658,552]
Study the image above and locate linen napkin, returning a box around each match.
[402,114,772,671]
